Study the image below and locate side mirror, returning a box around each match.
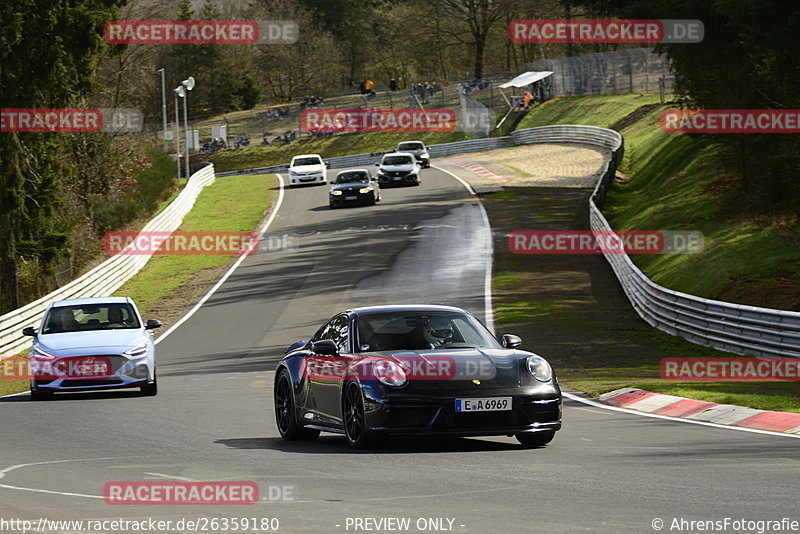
[312,339,338,355]
[501,334,522,349]
[22,327,36,337]
[374,163,380,167]
[145,319,162,330]
[286,337,310,354]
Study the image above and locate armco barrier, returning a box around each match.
[0,164,216,357]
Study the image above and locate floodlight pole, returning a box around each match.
[173,89,182,178]
[157,68,167,152]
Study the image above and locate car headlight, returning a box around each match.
[372,360,407,387]
[32,346,56,360]
[358,187,371,194]
[124,343,148,357]
[331,190,343,196]
[527,355,552,382]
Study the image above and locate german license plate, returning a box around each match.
[345,196,357,200]
[455,397,512,412]
[393,176,402,181]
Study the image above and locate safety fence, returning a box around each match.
[0,164,216,357]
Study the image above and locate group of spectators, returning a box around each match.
[263,107,291,120]
[299,95,324,109]
[409,81,442,105]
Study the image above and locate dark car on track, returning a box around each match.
[273,305,562,449]
[329,169,381,208]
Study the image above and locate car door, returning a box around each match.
[310,314,350,424]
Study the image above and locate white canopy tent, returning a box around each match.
[498,71,554,89]
[495,71,554,129]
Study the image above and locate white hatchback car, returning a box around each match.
[288,154,328,186]
[376,152,422,186]
[22,297,161,399]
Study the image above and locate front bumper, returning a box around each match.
[361,390,562,438]
[377,173,419,186]
[290,173,325,185]
[30,354,154,392]
[330,191,374,206]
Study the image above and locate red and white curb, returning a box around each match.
[599,388,800,435]
[450,160,506,182]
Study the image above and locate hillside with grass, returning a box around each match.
[521,94,800,311]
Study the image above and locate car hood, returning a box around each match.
[291,164,324,173]
[36,329,147,355]
[330,183,371,191]
[361,347,521,386]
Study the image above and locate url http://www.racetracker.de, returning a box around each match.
[0,516,281,533]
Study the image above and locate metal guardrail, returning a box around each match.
[0,165,217,357]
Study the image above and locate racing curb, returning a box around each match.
[598,388,800,435]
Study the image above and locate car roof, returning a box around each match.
[397,141,425,145]
[336,168,370,175]
[51,296,132,308]
[292,154,323,160]
[383,152,415,158]
[347,304,469,316]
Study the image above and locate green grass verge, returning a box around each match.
[517,93,667,129]
[113,173,277,314]
[202,131,469,173]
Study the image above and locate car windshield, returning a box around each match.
[335,172,369,183]
[354,311,501,352]
[383,156,413,165]
[42,303,141,334]
[398,142,424,151]
[293,157,321,166]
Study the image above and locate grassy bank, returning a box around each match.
[517,93,667,129]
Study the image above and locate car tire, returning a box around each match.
[329,203,336,209]
[368,193,376,206]
[141,370,158,396]
[30,389,53,401]
[274,369,320,441]
[342,382,381,450]
[515,430,555,448]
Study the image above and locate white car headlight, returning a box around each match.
[124,343,148,357]
[372,360,407,387]
[358,187,371,194]
[32,346,56,360]
[527,355,552,382]
[331,190,343,196]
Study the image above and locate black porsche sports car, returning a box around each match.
[273,305,562,449]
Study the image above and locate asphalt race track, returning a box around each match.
[1,167,798,533]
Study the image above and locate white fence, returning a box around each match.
[0,164,216,357]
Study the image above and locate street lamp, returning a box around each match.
[180,77,195,180]
[157,68,167,152]
[173,85,185,178]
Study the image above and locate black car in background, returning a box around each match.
[329,169,382,208]
[274,305,562,449]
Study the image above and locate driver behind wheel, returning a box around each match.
[106,306,125,326]
[424,317,454,347]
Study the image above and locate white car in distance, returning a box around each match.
[288,154,328,186]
